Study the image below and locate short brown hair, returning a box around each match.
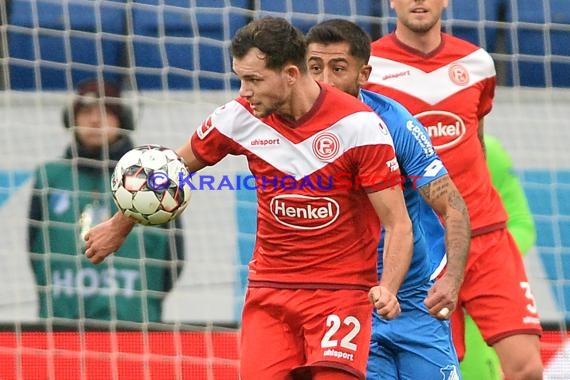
[231,16,308,73]
[306,19,372,64]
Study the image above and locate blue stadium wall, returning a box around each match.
[5,0,570,90]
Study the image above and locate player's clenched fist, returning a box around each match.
[84,212,135,264]
[368,285,401,320]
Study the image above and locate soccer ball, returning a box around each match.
[111,144,192,225]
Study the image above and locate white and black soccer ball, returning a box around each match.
[111,144,192,225]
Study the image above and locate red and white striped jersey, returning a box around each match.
[191,84,400,290]
[366,32,507,234]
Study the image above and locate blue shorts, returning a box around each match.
[366,280,461,380]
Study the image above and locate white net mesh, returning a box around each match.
[0,0,569,378]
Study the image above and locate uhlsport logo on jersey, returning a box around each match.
[270,194,340,230]
[415,110,466,150]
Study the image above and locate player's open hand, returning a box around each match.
[84,212,135,264]
[424,272,461,320]
[369,285,401,320]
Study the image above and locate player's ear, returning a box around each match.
[284,64,301,85]
[359,64,372,86]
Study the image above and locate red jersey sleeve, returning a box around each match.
[348,120,401,193]
[478,76,496,118]
[191,130,230,166]
[190,105,240,166]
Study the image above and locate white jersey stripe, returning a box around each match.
[212,100,395,180]
[368,49,496,105]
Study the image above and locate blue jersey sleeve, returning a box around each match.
[361,90,447,189]
[361,90,447,289]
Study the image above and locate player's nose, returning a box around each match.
[321,70,335,86]
[238,82,253,98]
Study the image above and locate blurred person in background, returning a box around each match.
[461,134,538,380]
[27,78,185,323]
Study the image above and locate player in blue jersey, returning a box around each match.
[306,19,471,379]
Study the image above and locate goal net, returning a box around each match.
[0,0,568,378]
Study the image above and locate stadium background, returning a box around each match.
[0,0,569,378]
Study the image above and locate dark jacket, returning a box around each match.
[28,135,185,323]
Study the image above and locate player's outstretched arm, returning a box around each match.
[176,141,209,173]
[419,174,471,319]
[367,188,413,320]
[85,140,207,265]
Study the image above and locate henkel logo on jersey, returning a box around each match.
[270,194,340,230]
[415,110,466,150]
